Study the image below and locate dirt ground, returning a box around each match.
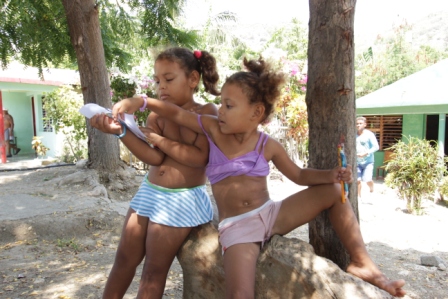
[0,164,447,299]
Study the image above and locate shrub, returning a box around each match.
[43,85,87,162]
[385,136,447,214]
[31,136,50,158]
[110,72,154,125]
[439,176,448,202]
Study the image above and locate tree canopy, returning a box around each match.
[0,0,197,76]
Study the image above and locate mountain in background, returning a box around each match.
[355,11,448,53]
[185,8,448,57]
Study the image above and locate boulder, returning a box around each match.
[177,222,394,299]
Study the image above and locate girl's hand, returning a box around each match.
[90,114,123,135]
[140,126,161,147]
[112,97,145,119]
[335,164,353,184]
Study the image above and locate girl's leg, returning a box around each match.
[271,184,338,235]
[102,208,148,299]
[137,221,192,299]
[272,183,406,297]
[223,243,260,299]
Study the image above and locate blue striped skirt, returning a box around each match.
[130,176,213,227]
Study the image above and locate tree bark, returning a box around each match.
[62,0,121,172]
[306,0,358,269]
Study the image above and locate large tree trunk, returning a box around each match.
[62,0,121,172]
[306,0,358,269]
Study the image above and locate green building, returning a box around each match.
[356,59,448,178]
[0,63,79,158]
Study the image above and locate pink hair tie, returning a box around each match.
[193,50,202,59]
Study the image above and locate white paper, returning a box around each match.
[79,103,152,147]
[79,103,110,119]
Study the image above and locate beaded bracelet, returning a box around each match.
[139,94,148,112]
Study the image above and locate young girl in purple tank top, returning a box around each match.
[111,58,406,298]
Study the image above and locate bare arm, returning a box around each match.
[145,131,208,167]
[142,103,218,168]
[112,97,220,137]
[10,115,14,134]
[90,113,164,166]
[369,132,379,154]
[269,138,353,186]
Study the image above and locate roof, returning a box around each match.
[0,62,80,87]
[356,59,448,115]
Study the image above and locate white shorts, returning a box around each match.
[218,200,282,254]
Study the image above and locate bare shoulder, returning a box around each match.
[263,134,287,161]
[194,102,218,116]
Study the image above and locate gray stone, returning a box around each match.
[75,159,88,169]
[178,222,394,299]
[33,278,45,284]
[420,255,446,270]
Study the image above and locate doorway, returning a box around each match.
[426,114,448,156]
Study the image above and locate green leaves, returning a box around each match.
[0,0,198,75]
[264,19,307,61]
[43,85,86,140]
[355,22,448,98]
[0,0,73,77]
[42,85,88,162]
[385,136,448,214]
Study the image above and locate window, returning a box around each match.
[364,115,402,150]
[42,99,54,133]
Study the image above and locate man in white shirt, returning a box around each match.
[356,116,379,198]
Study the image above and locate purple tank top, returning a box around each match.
[198,115,270,184]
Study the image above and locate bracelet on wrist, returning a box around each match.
[114,122,127,138]
[139,94,148,112]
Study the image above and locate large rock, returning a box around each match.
[177,222,394,299]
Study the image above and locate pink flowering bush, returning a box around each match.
[275,58,309,163]
[109,71,156,125]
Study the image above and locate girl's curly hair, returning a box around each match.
[224,57,286,123]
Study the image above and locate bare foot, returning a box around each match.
[347,262,406,297]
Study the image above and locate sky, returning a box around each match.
[183,0,448,39]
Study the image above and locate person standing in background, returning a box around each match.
[3,108,14,158]
[2,108,21,158]
[356,116,379,198]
